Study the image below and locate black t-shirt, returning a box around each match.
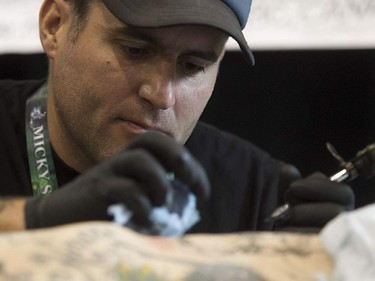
[0,79,282,232]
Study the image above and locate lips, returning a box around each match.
[116,118,170,136]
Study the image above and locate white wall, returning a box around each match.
[0,0,43,53]
[234,0,375,50]
[1,0,374,54]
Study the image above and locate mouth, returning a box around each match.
[115,118,170,137]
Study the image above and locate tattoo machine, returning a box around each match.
[270,142,375,220]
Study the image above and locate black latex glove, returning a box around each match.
[276,172,354,232]
[25,131,210,229]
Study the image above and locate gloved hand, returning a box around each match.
[25,131,210,230]
[276,172,355,232]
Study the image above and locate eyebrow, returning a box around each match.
[112,26,220,63]
[114,26,158,45]
[182,50,219,62]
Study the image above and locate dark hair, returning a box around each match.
[65,0,95,42]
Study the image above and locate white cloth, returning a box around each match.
[107,179,200,237]
[320,203,375,281]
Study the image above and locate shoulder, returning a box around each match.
[0,79,44,196]
[0,78,43,89]
[0,79,45,118]
[0,79,45,102]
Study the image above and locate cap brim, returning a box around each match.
[101,0,254,64]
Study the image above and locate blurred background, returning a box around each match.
[1,0,375,207]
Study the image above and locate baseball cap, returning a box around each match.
[101,0,255,64]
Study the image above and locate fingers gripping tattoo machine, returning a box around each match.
[270,142,375,220]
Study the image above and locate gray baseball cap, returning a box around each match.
[101,0,255,64]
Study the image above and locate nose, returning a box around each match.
[138,60,176,110]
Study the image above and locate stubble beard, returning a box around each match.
[51,76,121,171]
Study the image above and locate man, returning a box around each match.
[0,0,354,233]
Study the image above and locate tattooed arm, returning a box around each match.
[0,198,26,231]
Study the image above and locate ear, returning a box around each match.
[39,0,71,58]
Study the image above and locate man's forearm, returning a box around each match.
[0,198,26,231]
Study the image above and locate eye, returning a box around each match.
[121,45,151,59]
[179,61,206,75]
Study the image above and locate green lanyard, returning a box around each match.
[25,83,58,196]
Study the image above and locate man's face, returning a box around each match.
[46,1,228,171]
